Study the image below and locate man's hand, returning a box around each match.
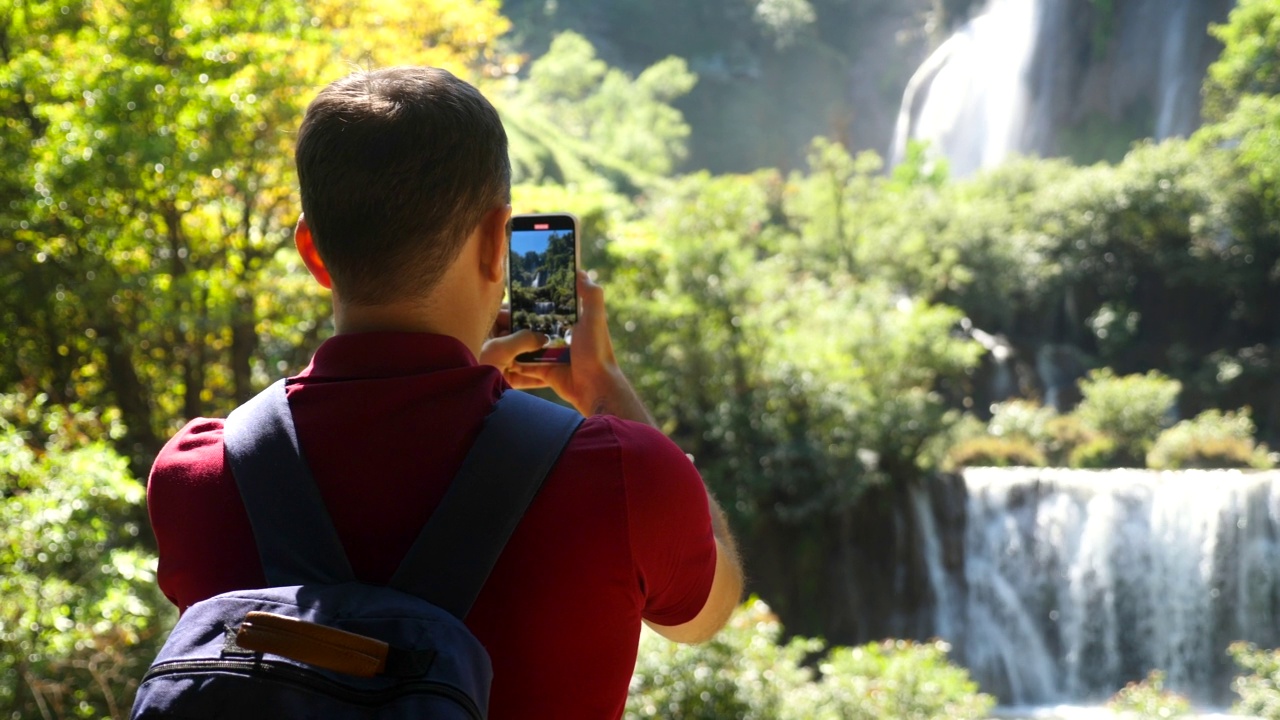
[479,309,554,390]
[480,271,654,425]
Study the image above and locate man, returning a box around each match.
[146,66,743,718]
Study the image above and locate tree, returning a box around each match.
[0,393,173,718]
[499,32,696,191]
[1203,0,1280,122]
[0,0,510,473]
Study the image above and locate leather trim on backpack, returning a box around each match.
[236,611,390,678]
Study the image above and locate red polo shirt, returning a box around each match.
[147,332,717,719]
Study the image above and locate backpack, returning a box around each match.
[132,379,583,719]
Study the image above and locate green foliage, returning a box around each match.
[946,435,1047,469]
[809,639,994,720]
[1108,670,1193,719]
[501,0,905,174]
[987,400,1057,443]
[500,32,696,189]
[0,398,173,719]
[942,384,1272,470]
[1204,0,1280,122]
[1147,409,1275,470]
[627,599,821,719]
[1067,434,1122,469]
[626,599,993,720]
[1231,642,1280,719]
[0,0,512,473]
[606,169,981,524]
[1074,369,1181,466]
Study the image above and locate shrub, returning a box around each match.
[946,436,1048,469]
[1075,369,1181,466]
[1069,434,1122,469]
[626,599,994,720]
[1231,642,1280,719]
[1044,414,1103,467]
[987,399,1057,443]
[628,598,820,719]
[1147,409,1274,470]
[1108,669,1193,719]
[810,640,995,720]
[0,400,173,719]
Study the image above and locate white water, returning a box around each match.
[919,469,1280,706]
[890,0,1225,177]
[891,0,1040,178]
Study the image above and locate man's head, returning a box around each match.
[295,67,511,306]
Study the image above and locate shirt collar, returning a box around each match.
[296,332,479,381]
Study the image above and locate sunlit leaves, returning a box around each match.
[0,400,173,717]
[2,0,509,467]
[1204,0,1280,122]
[627,598,993,720]
[500,32,696,188]
[311,0,509,70]
[603,169,980,523]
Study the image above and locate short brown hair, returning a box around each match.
[295,67,510,305]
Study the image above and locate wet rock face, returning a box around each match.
[893,0,1236,176]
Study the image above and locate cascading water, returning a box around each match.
[918,468,1280,706]
[890,0,1235,177]
[890,0,1041,178]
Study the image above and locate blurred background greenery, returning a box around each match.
[6,0,1280,716]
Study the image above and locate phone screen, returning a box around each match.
[509,213,579,363]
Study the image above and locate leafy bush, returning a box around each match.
[1231,642,1280,719]
[626,599,994,720]
[1044,414,1104,467]
[1068,434,1123,469]
[0,399,173,719]
[1108,669,1193,719]
[942,380,1273,470]
[628,599,821,719]
[1147,409,1275,470]
[946,436,1047,469]
[809,639,995,720]
[1075,369,1181,466]
[987,400,1057,442]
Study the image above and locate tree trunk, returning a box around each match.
[230,292,257,404]
[182,289,207,420]
[97,316,162,479]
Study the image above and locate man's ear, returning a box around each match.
[479,204,512,284]
[295,216,333,289]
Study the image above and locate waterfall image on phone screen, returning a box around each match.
[510,226,576,362]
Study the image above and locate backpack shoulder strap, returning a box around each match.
[389,390,583,618]
[223,379,355,586]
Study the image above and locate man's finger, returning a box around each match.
[578,269,605,318]
[479,329,547,368]
[511,361,569,388]
[504,369,547,390]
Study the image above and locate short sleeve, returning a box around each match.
[148,418,264,611]
[614,419,717,627]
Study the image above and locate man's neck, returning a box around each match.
[332,295,488,358]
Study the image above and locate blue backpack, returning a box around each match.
[132,380,582,719]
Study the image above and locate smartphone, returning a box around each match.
[508,212,580,363]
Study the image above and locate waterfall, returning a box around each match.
[919,468,1280,705]
[890,0,1235,178]
[890,0,1042,178]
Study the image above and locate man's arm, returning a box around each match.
[644,496,743,643]
[481,270,744,642]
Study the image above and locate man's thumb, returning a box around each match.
[504,329,548,354]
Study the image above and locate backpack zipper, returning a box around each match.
[141,658,482,719]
